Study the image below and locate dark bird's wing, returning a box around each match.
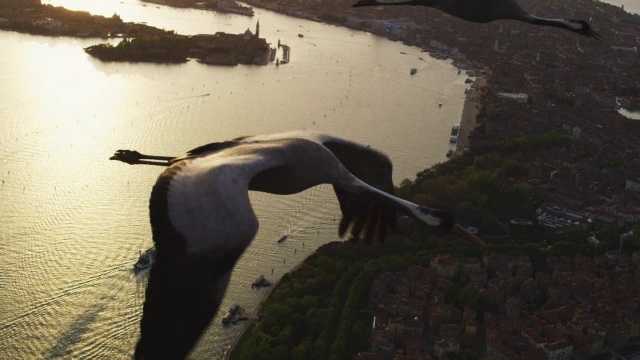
[135,147,277,359]
[322,138,397,243]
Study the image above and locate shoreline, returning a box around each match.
[453,76,486,158]
[219,65,484,360]
[223,254,309,359]
[219,17,488,360]
[220,69,486,360]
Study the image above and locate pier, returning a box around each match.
[276,40,290,65]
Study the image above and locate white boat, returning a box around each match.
[252,274,272,287]
[222,304,240,324]
[134,247,155,271]
[222,304,248,325]
[450,124,460,143]
[277,234,289,243]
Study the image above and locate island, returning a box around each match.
[0,1,169,38]
[85,22,273,66]
[0,2,273,66]
[142,0,254,17]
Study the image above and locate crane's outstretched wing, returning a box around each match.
[323,138,398,243]
[136,153,261,359]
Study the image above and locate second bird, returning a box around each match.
[353,0,604,41]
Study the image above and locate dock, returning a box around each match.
[277,40,290,65]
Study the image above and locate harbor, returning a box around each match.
[451,76,486,158]
[276,40,290,66]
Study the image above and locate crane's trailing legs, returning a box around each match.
[110,150,174,166]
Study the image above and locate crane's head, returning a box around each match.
[415,206,486,246]
[564,20,605,42]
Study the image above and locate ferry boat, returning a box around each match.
[222,304,241,324]
[222,304,248,325]
[252,274,272,288]
[134,247,155,271]
[450,124,460,143]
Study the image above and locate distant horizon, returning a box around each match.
[602,0,640,15]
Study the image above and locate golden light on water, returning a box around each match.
[25,42,111,120]
[0,2,474,357]
[43,0,125,17]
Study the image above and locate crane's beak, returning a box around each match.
[452,223,486,246]
[589,28,605,42]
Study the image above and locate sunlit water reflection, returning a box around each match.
[1,1,472,358]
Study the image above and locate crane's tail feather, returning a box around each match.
[350,212,368,241]
[363,212,377,242]
[334,185,397,243]
[338,202,397,243]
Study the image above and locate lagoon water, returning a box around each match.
[0,1,473,358]
[4,0,637,358]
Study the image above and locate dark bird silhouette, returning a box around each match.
[352,0,604,41]
[110,131,484,359]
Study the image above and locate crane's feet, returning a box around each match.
[110,150,143,165]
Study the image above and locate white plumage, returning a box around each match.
[111,131,484,359]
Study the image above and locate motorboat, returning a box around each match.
[252,274,272,288]
[134,247,155,271]
[222,304,248,325]
[450,124,460,143]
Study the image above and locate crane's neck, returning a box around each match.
[528,17,583,33]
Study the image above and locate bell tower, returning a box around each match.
[255,20,260,38]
